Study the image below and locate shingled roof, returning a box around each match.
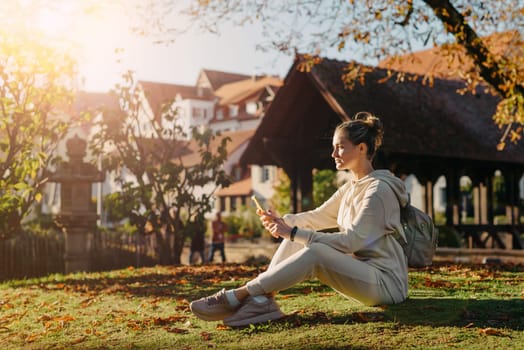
[139,81,213,116]
[215,177,251,196]
[214,76,282,106]
[378,31,523,80]
[198,69,252,91]
[73,91,119,114]
[178,129,254,167]
[241,57,524,167]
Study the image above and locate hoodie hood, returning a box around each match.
[367,170,410,208]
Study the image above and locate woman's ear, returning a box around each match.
[358,142,367,155]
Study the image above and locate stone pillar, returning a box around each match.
[49,135,104,273]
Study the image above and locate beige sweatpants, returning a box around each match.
[246,240,406,306]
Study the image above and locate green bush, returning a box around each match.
[223,206,264,239]
[437,225,463,248]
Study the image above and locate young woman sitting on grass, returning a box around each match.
[190,111,409,327]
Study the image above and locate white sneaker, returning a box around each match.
[223,297,284,327]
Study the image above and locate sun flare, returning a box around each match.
[34,7,72,38]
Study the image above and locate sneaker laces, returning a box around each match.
[205,290,227,306]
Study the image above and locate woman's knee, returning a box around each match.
[299,242,334,267]
[306,242,333,258]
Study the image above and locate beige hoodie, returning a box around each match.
[283,169,409,297]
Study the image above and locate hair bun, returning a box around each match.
[353,111,384,153]
[335,111,384,160]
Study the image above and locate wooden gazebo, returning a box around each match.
[240,57,524,250]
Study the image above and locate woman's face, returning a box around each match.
[331,130,361,170]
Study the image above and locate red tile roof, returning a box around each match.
[199,69,252,91]
[139,81,213,116]
[73,91,120,114]
[378,31,522,80]
[216,177,252,196]
[178,129,254,167]
[214,76,283,106]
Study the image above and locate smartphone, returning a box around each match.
[251,195,264,211]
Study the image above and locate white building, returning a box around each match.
[41,69,283,222]
[137,70,282,217]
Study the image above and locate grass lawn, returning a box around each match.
[0,262,523,349]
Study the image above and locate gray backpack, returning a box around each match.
[393,198,438,268]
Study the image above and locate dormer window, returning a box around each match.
[260,166,270,183]
[192,107,204,118]
[229,104,238,118]
[246,101,261,115]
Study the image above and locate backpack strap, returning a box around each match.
[392,225,408,247]
[392,193,410,247]
[382,180,409,248]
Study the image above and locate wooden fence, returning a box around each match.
[0,229,159,282]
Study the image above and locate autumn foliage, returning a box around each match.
[1,261,522,348]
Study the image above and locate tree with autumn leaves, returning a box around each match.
[133,0,523,148]
[0,6,233,266]
[0,31,77,239]
[90,72,232,265]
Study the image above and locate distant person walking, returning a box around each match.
[189,216,207,265]
[208,212,227,263]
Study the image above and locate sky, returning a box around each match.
[2,0,298,92]
[3,0,427,93]
[78,18,297,92]
[79,22,296,92]
[58,3,299,93]
[5,1,522,94]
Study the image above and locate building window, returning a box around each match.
[246,101,261,115]
[229,104,238,118]
[233,165,242,181]
[216,109,224,120]
[230,196,237,211]
[192,107,204,118]
[219,197,226,212]
[260,166,270,183]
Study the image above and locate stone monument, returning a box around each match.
[49,135,104,273]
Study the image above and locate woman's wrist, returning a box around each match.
[289,226,298,241]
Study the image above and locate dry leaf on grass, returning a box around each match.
[356,312,384,322]
[215,324,229,330]
[24,333,41,343]
[424,277,454,288]
[200,331,212,340]
[71,336,86,344]
[165,327,189,334]
[153,315,188,325]
[479,327,505,336]
[279,294,297,300]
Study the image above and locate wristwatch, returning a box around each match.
[290,226,298,241]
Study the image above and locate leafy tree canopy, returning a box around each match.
[90,71,232,264]
[130,0,523,148]
[0,30,77,239]
[6,0,521,146]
